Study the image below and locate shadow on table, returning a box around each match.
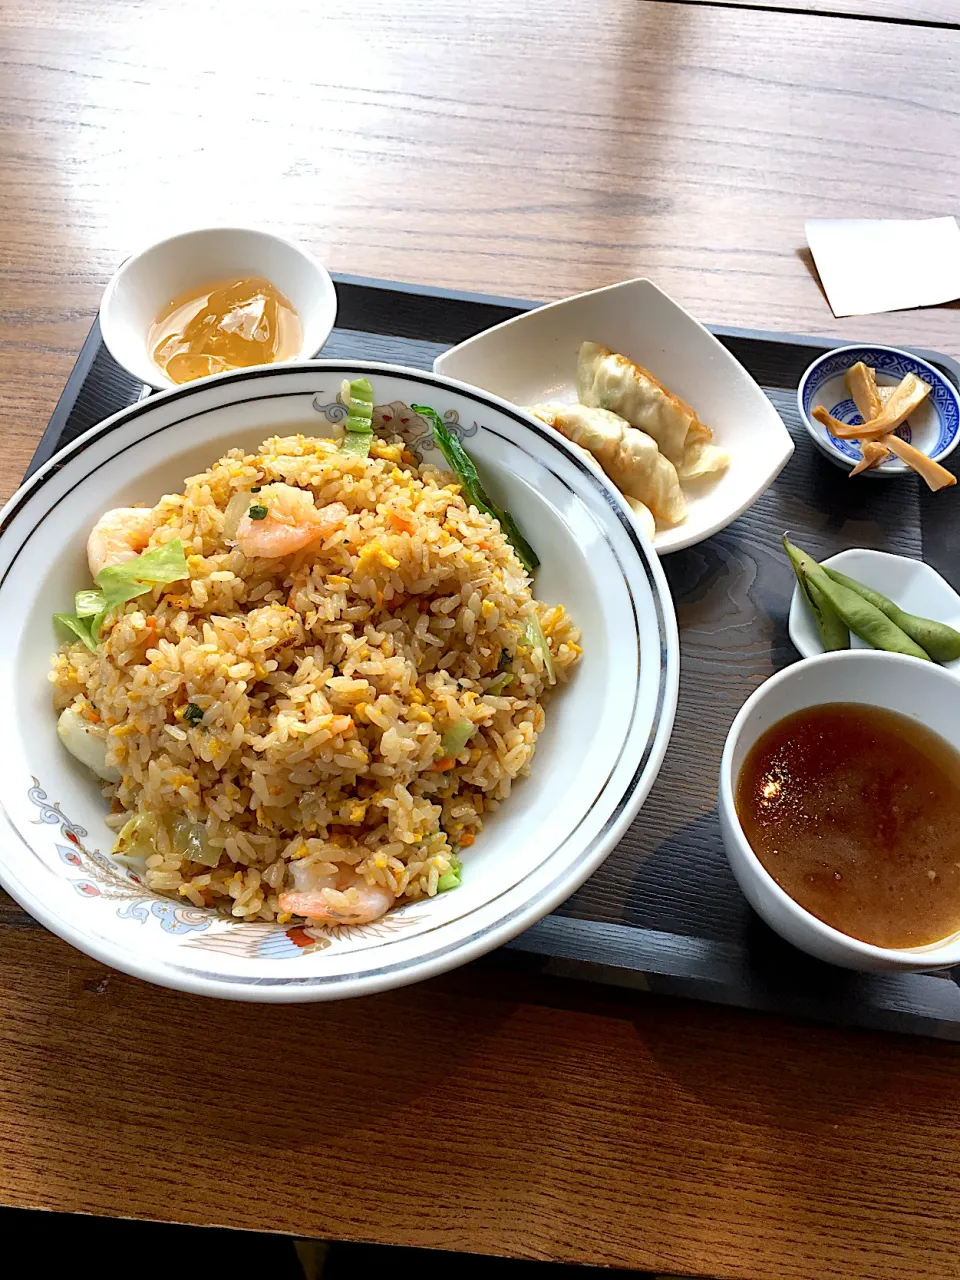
[0,1206,700,1278]
[323,1241,672,1278]
[0,1206,304,1276]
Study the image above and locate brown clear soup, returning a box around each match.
[735,703,960,949]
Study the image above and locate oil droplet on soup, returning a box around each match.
[149,277,302,384]
[735,703,960,949]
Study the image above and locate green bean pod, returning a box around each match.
[823,566,960,663]
[782,536,849,651]
[801,561,931,661]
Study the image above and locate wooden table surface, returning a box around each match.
[1,3,959,1278]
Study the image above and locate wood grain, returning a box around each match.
[3,2,960,1274]
[2,927,960,1280]
[680,0,959,23]
[1,0,959,505]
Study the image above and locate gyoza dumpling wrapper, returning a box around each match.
[577,342,728,481]
[528,402,687,527]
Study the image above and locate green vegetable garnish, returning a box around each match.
[341,376,375,458]
[250,486,261,493]
[96,540,189,610]
[75,590,105,618]
[437,854,462,893]
[247,504,268,521]
[440,720,475,758]
[341,433,374,458]
[411,403,539,575]
[114,811,160,861]
[523,612,556,685]
[183,703,204,725]
[53,612,99,652]
[54,539,188,651]
[115,811,218,868]
[485,672,512,695]
[54,586,112,650]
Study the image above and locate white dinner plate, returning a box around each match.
[0,361,679,1001]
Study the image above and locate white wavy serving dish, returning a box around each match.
[0,361,679,1001]
[434,278,794,554]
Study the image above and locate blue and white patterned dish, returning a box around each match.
[797,344,960,478]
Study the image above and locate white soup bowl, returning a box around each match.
[720,650,960,972]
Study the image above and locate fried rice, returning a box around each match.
[49,431,580,924]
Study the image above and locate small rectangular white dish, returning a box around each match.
[434,278,794,553]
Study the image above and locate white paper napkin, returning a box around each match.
[805,217,960,318]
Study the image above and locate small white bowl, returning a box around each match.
[720,650,960,972]
[797,343,960,477]
[99,227,338,389]
[433,278,794,554]
[789,548,960,674]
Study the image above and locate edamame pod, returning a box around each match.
[822,567,960,662]
[782,536,849,651]
[807,577,850,651]
[802,561,931,661]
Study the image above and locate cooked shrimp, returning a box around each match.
[86,507,155,578]
[279,862,396,925]
[235,484,348,559]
